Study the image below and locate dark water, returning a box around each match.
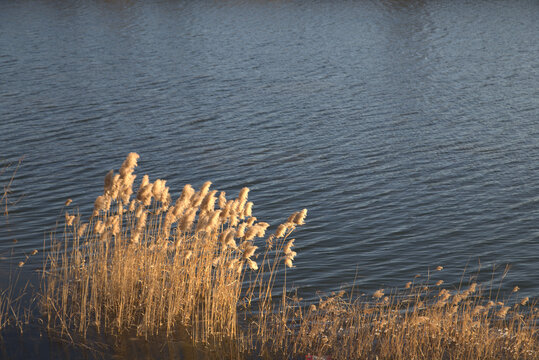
[1,0,538,356]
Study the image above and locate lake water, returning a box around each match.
[1,0,538,357]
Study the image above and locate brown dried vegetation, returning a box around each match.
[42,154,538,359]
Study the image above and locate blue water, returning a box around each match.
[0,0,538,356]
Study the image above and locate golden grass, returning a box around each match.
[41,153,538,359]
[43,152,305,346]
[254,275,538,359]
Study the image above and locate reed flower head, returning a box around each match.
[496,306,510,318]
[244,225,261,241]
[140,174,150,189]
[152,179,166,200]
[203,210,221,233]
[242,201,253,219]
[104,170,114,194]
[247,217,257,226]
[286,251,297,260]
[283,239,295,255]
[119,152,139,178]
[294,209,308,225]
[173,184,194,217]
[200,190,218,214]
[275,224,287,238]
[438,290,451,302]
[65,212,75,226]
[284,257,293,268]
[137,183,153,205]
[128,199,137,212]
[236,222,248,238]
[94,220,105,235]
[373,289,384,299]
[242,245,258,260]
[179,207,197,232]
[247,258,258,271]
[93,195,111,216]
[218,191,226,209]
[238,187,249,213]
[226,235,237,250]
[191,181,212,207]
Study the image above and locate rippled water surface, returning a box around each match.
[1,0,538,355]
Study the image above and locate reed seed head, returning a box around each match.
[119,152,139,178]
[247,258,258,271]
[275,224,287,238]
[218,191,226,209]
[236,222,248,238]
[152,179,166,200]
[244,226,259,241]
[242,201,253,219]
[294,209,308,225]
[191,181,212,207]
[104,170,114,194]
[284,258,293,268]
[65,212,75,226]
[283,239,295,255]
[242,245,258,260]
[496,306,510,318]
[237,187,249,214]
[200,190,218,214]
[93,195,111,215]
[246,217,257,226]
[179,207,197,232]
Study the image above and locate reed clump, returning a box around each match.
[42,153,538,359]
[43,153,306,346]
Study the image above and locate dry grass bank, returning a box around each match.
[42,153,538,359]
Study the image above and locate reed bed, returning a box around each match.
[43,152,306,346]
[253,274,538,359]
[42,153,538,359]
